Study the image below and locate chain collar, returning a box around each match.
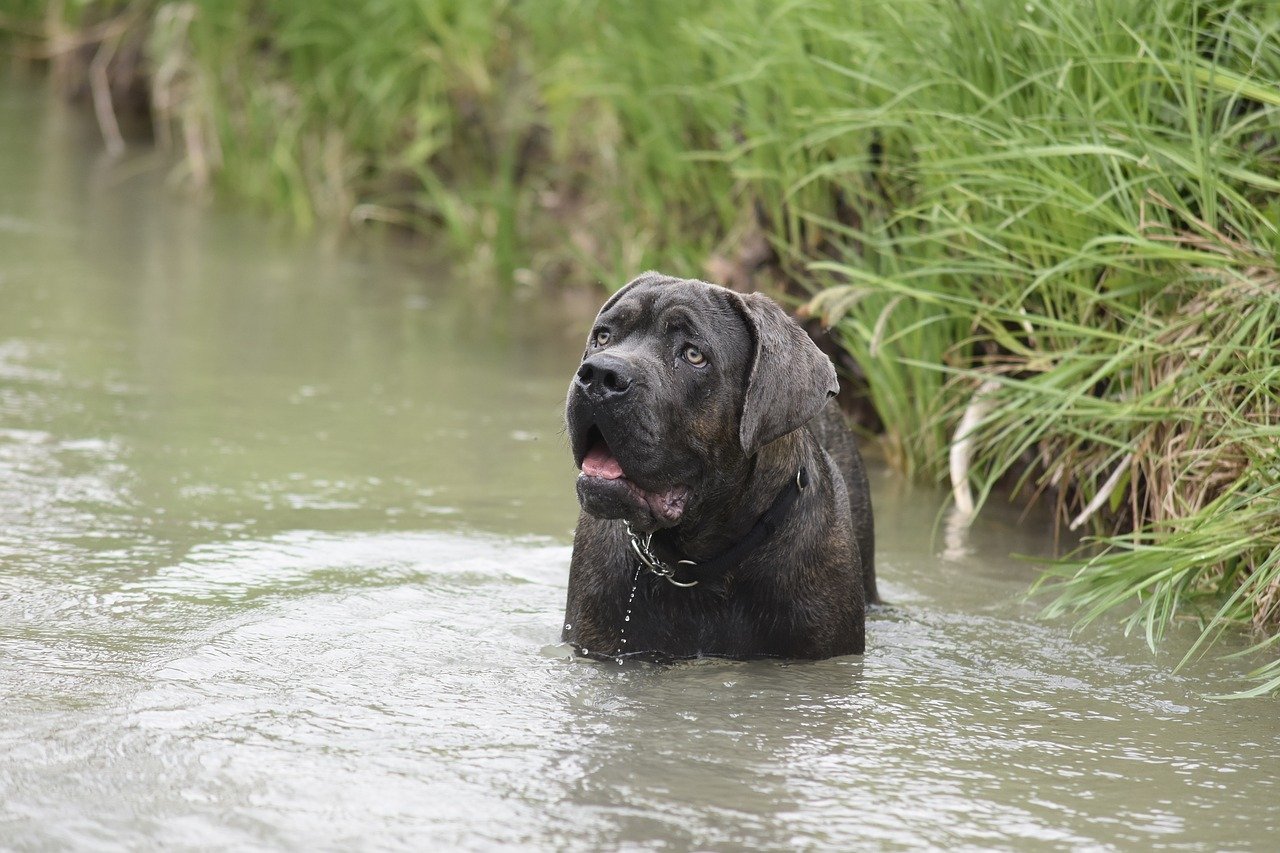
[625,522,700,587]
[622,466,809,590]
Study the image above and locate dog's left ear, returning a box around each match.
[731,291,839,455]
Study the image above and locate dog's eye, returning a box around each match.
[683,345,706,366]
[593,329,611,347]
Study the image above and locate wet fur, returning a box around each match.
[562,274,875,660]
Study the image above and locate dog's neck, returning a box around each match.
[661,430,810,563]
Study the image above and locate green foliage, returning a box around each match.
[788,0,1280,694]
[12,0,1280,692]
[158,1,536,248]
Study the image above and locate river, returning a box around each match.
[1,76,1277,851]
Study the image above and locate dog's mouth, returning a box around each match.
[577,427,690,524]
[581,429,625,480]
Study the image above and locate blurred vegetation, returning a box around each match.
[4,0,1280,693]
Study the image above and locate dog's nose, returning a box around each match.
[576,354,634,399]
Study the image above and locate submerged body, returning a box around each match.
[562,273,875,660]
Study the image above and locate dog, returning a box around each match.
[562,272,876,661]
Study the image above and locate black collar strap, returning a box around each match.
[626,466,809,588]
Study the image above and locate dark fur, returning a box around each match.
[562,273,876,660]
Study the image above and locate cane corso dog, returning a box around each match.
[562,272,876,661]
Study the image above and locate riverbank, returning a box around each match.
[5,0,1279,692]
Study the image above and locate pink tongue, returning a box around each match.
[582,441,624,480]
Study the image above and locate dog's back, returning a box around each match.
[808,403,877,604]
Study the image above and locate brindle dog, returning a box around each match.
[562,272,876,660]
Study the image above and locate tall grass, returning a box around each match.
[790,0,1280,693]
[6,0,1280,691]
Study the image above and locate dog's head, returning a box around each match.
[566,272,838,532]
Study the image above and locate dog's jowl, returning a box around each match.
[563,272,876,661]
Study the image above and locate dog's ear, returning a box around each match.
[731,291,839,455]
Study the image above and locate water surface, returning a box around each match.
[1,78,1276,851]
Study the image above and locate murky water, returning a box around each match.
[1,78,1277,851]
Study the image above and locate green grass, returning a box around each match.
[789,0,1280,694]
[6,0,1280,692]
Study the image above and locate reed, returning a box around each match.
[790,0,1280,694]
